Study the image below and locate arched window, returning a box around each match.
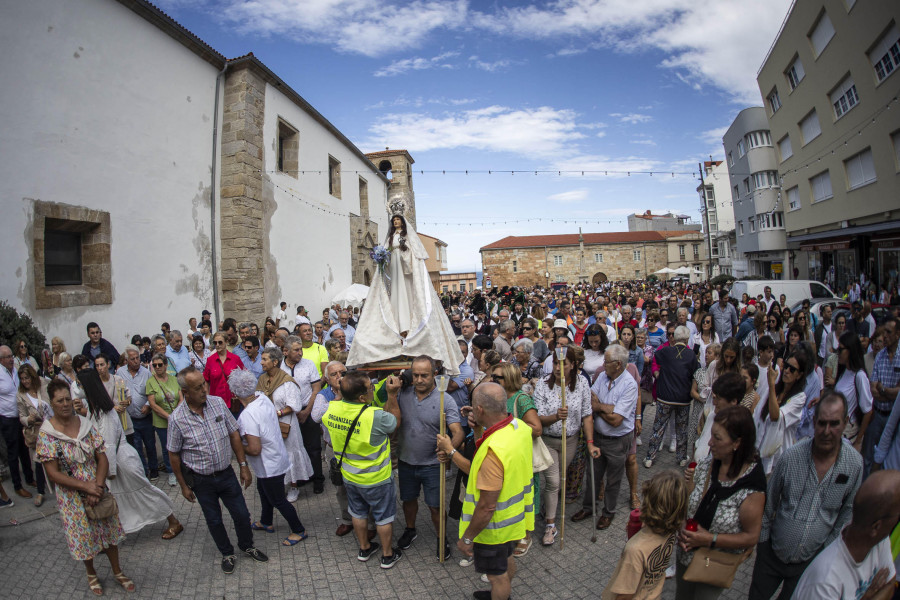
[378,160,393,181]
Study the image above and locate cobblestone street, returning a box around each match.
[0,406,754,599]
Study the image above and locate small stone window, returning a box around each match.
[277,119,299,178]
[33,200,111,309]
[329,155,342,198]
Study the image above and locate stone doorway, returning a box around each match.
[591,272,608,284]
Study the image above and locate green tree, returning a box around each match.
[0,300,47,363]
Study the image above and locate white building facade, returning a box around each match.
[0,0,388,350]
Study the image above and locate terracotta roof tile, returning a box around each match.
[481,231,670,251]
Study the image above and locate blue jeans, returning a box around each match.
[398,461,441,508]
[155,426,172,472]
[256,474,304,534]
[0,415,33,490]
[192,466,253,556]
[129,417,157,474]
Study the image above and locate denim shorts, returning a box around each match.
[398,461,441,507]
[345,480,396,526]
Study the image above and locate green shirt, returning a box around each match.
[507,391,536,419]
[302,342,329,377]
[145,374,181,428]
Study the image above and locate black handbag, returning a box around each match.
[329,405,369,487]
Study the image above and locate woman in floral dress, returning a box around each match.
[37,378,134,596]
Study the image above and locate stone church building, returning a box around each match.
[0,0,418,349]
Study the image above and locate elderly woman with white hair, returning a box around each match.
[511,338,543,390]
[229,369,308,546]
[256,347,314,503]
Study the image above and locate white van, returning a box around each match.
[730,280,837,308]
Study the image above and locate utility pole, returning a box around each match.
[699,162,715,280]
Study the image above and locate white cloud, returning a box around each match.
[365,95,477,109]
[548,189,589,204]
[363,105,586,157]
[551,153,665,178]
[216,0,467,57]
[699,126,729,146]
[468,56,518,72]
[472,0,791,103]
[374,51,459,77]
[631,139,657,146]
[610,112,653,124]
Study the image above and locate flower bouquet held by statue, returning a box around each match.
[370,245,392,296]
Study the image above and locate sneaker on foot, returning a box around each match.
[149,469,159,482]
[643,458,654,468]
[398,527,417,549]
[668,440,677,453]
[380,548,402,569]
[168,473,177,487]
[458,555,475,567]
[221,555,236,574]
[358,542,380,562]
[243,547,269,562]
[436,541,451,559]
[0,498,13,509]
[635,436,642,446]
[313,481,324,494]
[286,487,300,503]
[541,524,558,546]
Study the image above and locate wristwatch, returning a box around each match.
[239,461,248,467]
[710,533,718,549]
[462,537,473,545]
[448,449,458,459]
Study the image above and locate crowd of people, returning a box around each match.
[1,277,899,599]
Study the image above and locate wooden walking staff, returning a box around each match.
[435,373,451,563]
[116,381,128,430]
[555,345,569,549]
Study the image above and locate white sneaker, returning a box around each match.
[168,473,177,487]
[668,439,677,453]
[481,573,489,583]
[643,458,654,469]
[458,556,474,567]
[286,487,300,503]
[636,436,642,446]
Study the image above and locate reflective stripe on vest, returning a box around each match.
[322,401,391,486]
[459,419,535,545]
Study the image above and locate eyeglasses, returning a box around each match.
[522,326,534,331]
[243,344,254,350]
[213,340,225,346]
[152,363,165,368]
[490,374,504,382]
[784,363,800,374]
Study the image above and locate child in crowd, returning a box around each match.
[601,470,689,600]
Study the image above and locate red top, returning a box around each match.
[203,351,243,408]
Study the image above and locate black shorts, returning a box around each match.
[473,541,515,576]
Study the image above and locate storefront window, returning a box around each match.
[880,249,900,295]
[808,253,823,283]
[835,250,857,295]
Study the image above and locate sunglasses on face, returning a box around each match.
[785,363,799,373]
[522,326,534,331]
[243,344,254,350]
[213,341,225,345]
[152,363,165,368]
[491,374,504,382]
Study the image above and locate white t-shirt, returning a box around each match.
[237,394,291,479]
[277,309,287,323]
[835,369,873,424]
[792,534,895,600]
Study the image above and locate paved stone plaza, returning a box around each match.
[0,408,753,599]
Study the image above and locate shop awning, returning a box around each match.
[789,220,900,245]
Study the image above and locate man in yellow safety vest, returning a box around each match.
[437,382,534,600]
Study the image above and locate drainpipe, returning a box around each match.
[209,62,228,326]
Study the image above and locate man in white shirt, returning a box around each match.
[459,319,478,370]
[762,286,777,315]
[276,301,288,329]
[0,345,34,498]
[791,469,899,600]
[571,344,636,530]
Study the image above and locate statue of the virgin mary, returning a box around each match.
[347,199,464,374]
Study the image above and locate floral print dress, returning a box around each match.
[36,426,125,560]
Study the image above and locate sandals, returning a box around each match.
[87,573,103,596]
[113,572,136,593]
[250,521,275,533]
[282,531,309,546]
[161,523,184,540]
[513,536,532,557]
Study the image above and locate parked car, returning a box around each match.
[789,298,849,321]
[731,279,837,308]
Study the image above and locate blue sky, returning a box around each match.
[157,0,792,272]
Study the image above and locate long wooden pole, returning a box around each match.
[439,386,446,563]
[559,366,567,550]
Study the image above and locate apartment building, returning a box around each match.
[724,108,789,278]
[698,160,737,277]
[757,0,900,294]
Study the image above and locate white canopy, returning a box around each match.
[331,283,370,309]
[673,266,692,275]
[654,267,676,274]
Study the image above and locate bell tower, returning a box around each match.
[365,148,417,229]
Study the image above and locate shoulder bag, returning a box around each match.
[682,462,754,588]
[511,391,552,473]
[329,404,370,486]
[55,440,118,521]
